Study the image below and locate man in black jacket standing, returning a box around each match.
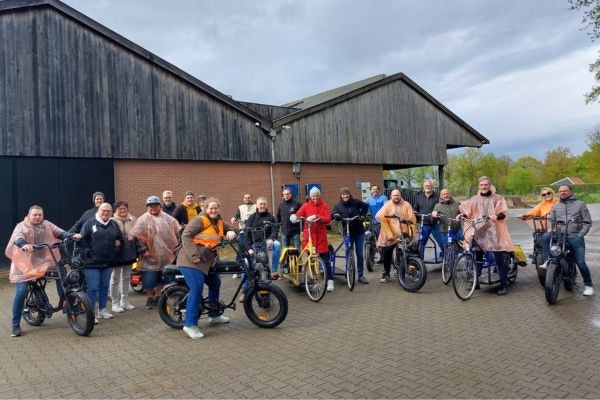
[331,187,370,284]
[276,188,302,250]
[414,180,444,259]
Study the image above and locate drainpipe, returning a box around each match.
[269,128,277,208]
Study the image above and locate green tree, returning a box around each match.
[507,166,534,194]
[513,155,544,185]
[569,0,600,103]
[577,124,600,181]
[542,147,576,183]
[446,148,484,196]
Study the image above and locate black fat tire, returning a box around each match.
[534,252,545,287]
[452,254,477,301]
[441,243,456,285]
[65,291,95,336]
[305,256,327,302]
[243,283,288,328]
[397,256,427,292]
[545,261,560,305]
[23,287,46,326]
[158,284,189,329]
[364,239,375,272]
[346,251,356,291]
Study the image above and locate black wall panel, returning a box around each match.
[1,157,114,267]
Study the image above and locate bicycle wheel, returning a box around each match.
[507,257,518,284]
[23,286,46,326]
[244,283,288,328]
[346,250,356,291]
[544,261,560,305]
[452,254,477,301]
[397,256,427,292]
[158,284,189,329]
[441,243,456,285]
[364,239,374,272]
[304,256,327,302]
[65,291,95,336]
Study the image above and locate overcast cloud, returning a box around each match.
[61,0,600,160]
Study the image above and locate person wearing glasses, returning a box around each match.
[79,203,124,321]
[518,187,558,229]
[540,185,594,296]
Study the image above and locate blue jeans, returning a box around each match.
[12,282,29,326]
[351,233,366,277]
[419,224,446,259]
[85,267,113,310]
[179,267,221,327]
[280,233,301,250]
[542,233,592,287]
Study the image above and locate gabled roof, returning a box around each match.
[0,0,272,130]
[551,176,585,186]
[275,72,489,146]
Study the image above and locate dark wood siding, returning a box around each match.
[273,79,484,166]
[0,7,271,161]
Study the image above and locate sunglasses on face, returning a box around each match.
[541,192,552,197]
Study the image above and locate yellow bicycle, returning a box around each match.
[279,217,328,302]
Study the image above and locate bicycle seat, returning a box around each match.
[210,260,242,274]
[162,264,180,275]
[285,248,300,256]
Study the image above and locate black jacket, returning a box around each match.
[331,198,369,237]
[80,219,124,268]
[69,207,97,233]
[161,203,177,216]
[276,198,302,236]
[172,204,202,225]
[245,211,278,249]
[414,192,439,225]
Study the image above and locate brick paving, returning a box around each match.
[0,207,599,398]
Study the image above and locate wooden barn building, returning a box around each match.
[0,0,488,257]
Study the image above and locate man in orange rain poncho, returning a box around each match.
[5,205,81,337]
[375,189,417,283]
[459,176,514,295]
[130,196,181,309]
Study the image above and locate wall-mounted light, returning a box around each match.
[292,162,301,179]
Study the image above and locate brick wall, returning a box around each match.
[115,160,383,220]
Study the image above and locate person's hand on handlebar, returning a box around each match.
[306,215,318,222]
[226,230,236,240]
[21,244,34,253]
[333,214,341,221]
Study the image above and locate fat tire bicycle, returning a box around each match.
[363,220,380,272]
[24,239,95,336]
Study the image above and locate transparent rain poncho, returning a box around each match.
[130,212,181,271]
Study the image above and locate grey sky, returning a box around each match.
[61,0,599,160]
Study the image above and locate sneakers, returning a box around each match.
[583,286,594,296]
[94,317,99,325]
[145,298,154,309]
[238,292,246,303]
[153,296,160,307]
[327,279,334,292]
[232,274,240,279]
[182,325,205,339]
[538,260,548,270]
[208,315,231,324]
[358,275,369,284]
[497,288,507,296]
[380,273,391,283]
[10,323,22,337]
[111,303,125,313]
[98,309,114,319]
[121,302,135,310]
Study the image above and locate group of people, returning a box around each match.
[5,179,594,339]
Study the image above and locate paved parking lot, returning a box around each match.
[0,207,599,398]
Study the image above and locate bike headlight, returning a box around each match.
[66,269,82,285]
[549,245,562,257]
[256,251,268,265]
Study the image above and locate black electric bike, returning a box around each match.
[158,237,288,329]
[385,215,428,292]
[544,219,578,305]
[24,238,95,336]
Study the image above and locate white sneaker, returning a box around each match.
[121,302,135,310]
[327,279,334,292]
[111,303,125,313]
[182,325,205,339]
[97,309,113,319]
[208,315,231,324]
[232,274,239,279]
[94,317,99,325]
[583,286,594,296]
[539,260,548,270]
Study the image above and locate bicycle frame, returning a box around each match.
[329,215,361,290]
[415,212,441,264]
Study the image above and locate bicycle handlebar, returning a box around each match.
[384,215,413,224]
